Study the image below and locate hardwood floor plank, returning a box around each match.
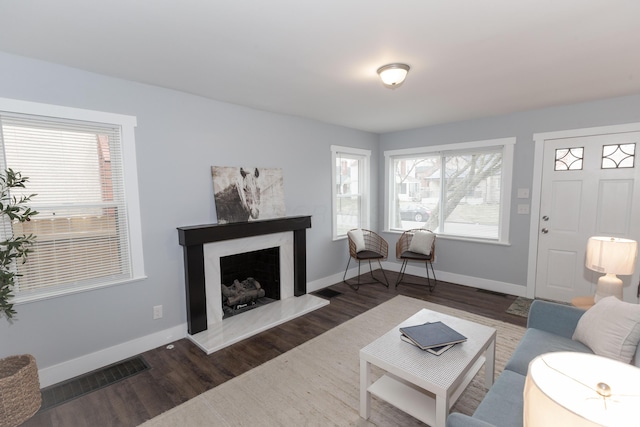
[23,275,526,426]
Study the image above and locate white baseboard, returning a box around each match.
[432,270,527,297]
[40,265,525,388]
[310,262,526,297]
[307,270,349,292]
[38,323,187,387]
[381,261,527,297]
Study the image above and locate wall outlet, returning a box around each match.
[153,305,163,320]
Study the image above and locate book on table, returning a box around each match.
[399,321,467,351]
[400,334,454,355]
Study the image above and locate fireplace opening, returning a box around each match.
[220,247,280,318]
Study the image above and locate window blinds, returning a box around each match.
[0,113,132,296]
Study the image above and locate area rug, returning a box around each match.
[141,296,525,426]
[506,296,534,318]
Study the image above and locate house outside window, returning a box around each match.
[331,145,370,240]
[0,98,145,302]
[385,137,515,243]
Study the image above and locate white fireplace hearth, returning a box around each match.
[177,216,327,355]
[189,292,328,354]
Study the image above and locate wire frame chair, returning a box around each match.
[395,228,437,291]
[343,229,390,290]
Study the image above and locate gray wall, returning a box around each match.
[380,94,640,289]
[2,48,640,376]
[0,52,379,370]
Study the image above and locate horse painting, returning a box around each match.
[213,167,261,223]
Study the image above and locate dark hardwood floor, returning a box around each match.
[24,272,526,427]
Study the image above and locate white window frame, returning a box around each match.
[0,97,146,303]
[331,145,371,240]
[384,137,515,244]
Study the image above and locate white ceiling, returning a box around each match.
[1,1,639,133]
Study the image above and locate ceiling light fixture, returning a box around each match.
[377,63,410,87]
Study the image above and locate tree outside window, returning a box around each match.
[387,138,514,243]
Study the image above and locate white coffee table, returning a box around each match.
[360,308,496,427]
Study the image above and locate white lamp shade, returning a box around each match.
[377,63,410,86]
[524,352,640,427]
[585,236,638,275]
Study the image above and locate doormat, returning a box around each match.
[506,297,534,318]
[315,288,342,299]
[38,355,149,411]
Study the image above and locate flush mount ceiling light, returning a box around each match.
[377,63,410,87]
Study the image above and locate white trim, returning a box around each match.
[533,123,640,142]
[330,145,371,240]
[13,276,148,304]
[42,260,528,388]
[527,122,640,299]
[0,97,146,304]
[383,137,516,244]
[381,261,526,297]
[384,137,516,158]
[331,145,371,157]
[499,142,514,244]
[0,97,137,128]
[309,261,526,298]
[38,323,188,387]
[432,269,526,297]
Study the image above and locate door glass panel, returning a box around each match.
[555,147,584,171]
[601,143,635,169]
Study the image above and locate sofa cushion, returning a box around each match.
[572,295,640,363]
[504,328,593,376]
[471,370,526,427]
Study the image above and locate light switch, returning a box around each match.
[517,188,530,199]
[517,204,530,215]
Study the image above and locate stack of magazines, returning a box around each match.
[400,321,467,355]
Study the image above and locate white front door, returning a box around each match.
[534,129,640,303]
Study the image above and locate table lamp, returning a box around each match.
[585,236,638,303]
[524,352,640,427]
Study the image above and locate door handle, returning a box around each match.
[541,228,549,234]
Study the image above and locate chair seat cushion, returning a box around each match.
[400,250,432,261]
[356,250,384,260]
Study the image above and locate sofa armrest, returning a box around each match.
[446,413,496,427]
[527,300,585,339]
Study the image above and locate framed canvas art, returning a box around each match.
[212,166,286,224]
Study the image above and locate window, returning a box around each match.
[0,98,145,302]
[385,138,515,243]
[331,146,370,239]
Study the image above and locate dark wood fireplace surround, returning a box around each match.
[177,216,312,335]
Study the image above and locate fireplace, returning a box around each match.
[177,216,328,354]
[220,247,280,318]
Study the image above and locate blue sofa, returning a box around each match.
[446,299,640,427]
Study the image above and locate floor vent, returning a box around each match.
[39,356,150,411]
[315,288,342,299]
[475,289,507,297]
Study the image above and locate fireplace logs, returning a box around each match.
[221,277,266,309]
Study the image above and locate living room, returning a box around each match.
[1,1,640,426]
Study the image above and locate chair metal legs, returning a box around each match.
[343,257,390,291]
[395,259,437,292]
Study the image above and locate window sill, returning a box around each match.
[384,229,511,246]
[12,275,148,305]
